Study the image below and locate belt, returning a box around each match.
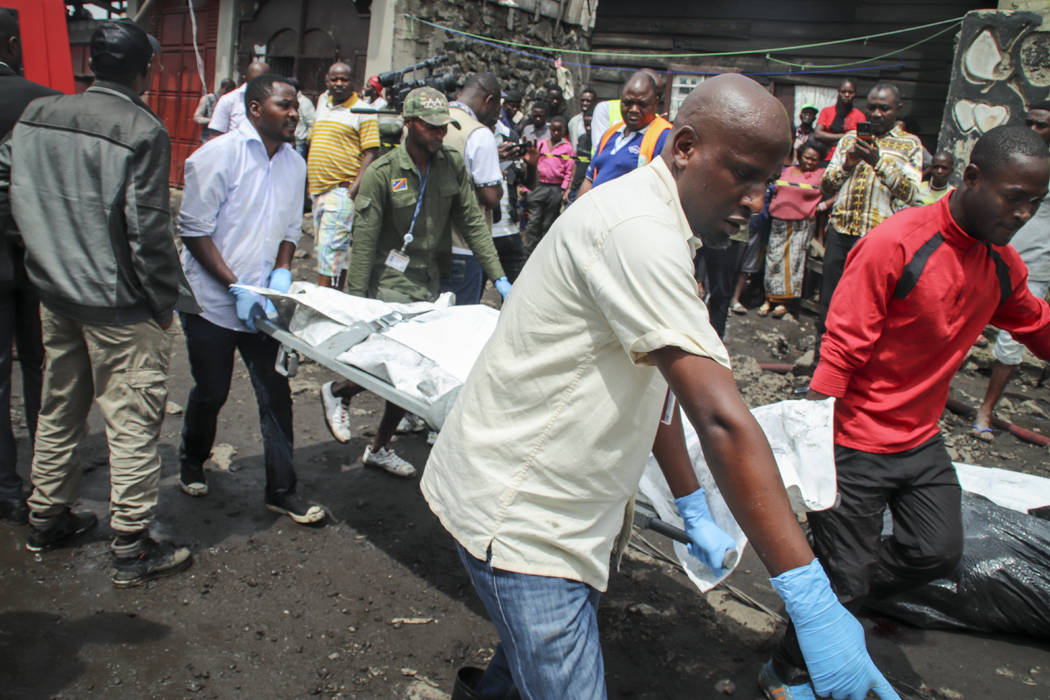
[538,180,562,186]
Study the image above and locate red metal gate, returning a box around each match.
[144,0,220,187]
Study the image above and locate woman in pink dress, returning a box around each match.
[759,143,829,317]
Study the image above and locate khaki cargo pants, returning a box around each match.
[27,306,172,533]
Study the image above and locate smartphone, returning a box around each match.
[856,121,873,140]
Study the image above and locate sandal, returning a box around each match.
[730,301,747,315]
[971,424,995,442]
[757,302,771,317]
[771,305,789,318]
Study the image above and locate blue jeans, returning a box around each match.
[179,313,296,496]
[457,544,606,700]
[440,253,484,306]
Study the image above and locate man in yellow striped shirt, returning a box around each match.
[307,62,380,290]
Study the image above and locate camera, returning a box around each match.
[374,56,459,112]
[502,141,529,157]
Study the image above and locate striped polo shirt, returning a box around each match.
[307,92,380,196]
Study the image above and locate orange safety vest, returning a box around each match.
[594,115,672,180]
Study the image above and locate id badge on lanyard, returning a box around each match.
[660,388,677,425]
[385,165,430,272]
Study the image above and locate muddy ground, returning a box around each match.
[2,223,1049,699]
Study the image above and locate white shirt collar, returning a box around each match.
[449,101,478,121]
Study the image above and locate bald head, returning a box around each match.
[620,71,660,131]
[662,74,791,243]
[327,62,352,79]
[623,71,657,98]
[640,68,666,95]
[245,61,270,82]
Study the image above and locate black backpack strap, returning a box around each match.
[893,232,945,300]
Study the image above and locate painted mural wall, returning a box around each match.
[937,9,1047,183]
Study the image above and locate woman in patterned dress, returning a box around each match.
[759,142,829,317]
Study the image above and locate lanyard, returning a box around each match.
[402,164,430,251]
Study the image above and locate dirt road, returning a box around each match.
[2,233,1048,699]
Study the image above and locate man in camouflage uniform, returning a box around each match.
[320,87,510,477]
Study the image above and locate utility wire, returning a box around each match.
[767,22,961,70]
[404,13,966,61]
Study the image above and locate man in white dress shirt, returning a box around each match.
[206,60,269,135]
[178,73,325,525]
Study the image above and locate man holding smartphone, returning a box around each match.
[815,82,922,365]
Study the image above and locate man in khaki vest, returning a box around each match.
[441,73,504,305]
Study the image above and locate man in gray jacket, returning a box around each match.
[0,20,194,587]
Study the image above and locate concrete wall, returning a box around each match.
[214,0,237,89]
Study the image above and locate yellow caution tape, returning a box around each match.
[775,179,820,190]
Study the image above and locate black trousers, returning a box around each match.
[815,227,860,361]
[179,313,296,497]
[492,235,525,284]
[522,183,563,258]
[775,434,963,678]
[0,271,43,500]
[696,240,744,339]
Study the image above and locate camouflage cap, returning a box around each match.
[402,86,460,128]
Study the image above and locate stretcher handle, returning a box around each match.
[640,513,739,570]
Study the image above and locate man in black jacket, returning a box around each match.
[0,19,195,587]
[0,7,56,525]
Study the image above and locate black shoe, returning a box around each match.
[25,508,98,552]
[0,496,28,525]
[179,461,209,497]
[265,491,325,525]
[451,667,485,700]
[111,534,193,588]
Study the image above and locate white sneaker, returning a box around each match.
[362,445,417,478]
[396,414,427,433]
[320,381,352,443]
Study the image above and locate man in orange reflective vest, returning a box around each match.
[577,70,671,196]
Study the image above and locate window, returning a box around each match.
[669,74,705,121]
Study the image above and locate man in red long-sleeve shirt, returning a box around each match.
[768,124,1050,695]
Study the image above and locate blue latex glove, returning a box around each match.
[494,276,512,299]
[268,267,292,293]
[771,559,900,700]
[264,267,292,316]
[674,488,736,577]
[229,284,265,332]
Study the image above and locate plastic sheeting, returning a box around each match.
[241,283,496,408]
[869,492,1050,637]
[637,398,837,593]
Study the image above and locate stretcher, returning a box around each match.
[248,283,700,541]
[245,283,838,591]
[256,310,459,433]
